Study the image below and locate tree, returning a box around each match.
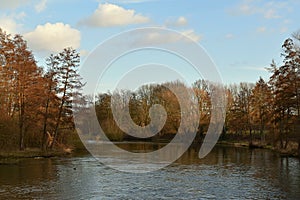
[250,77,271,143]
[0,30,42,150]
[0,28,15,119]
[49,48,84,149]
[14,35,43,150]
[268,37,300,149]
[95,92,124,141]
[40,55,60,150]
[225,83,254,143]
[192,80,211,138]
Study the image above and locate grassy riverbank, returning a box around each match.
[0,148,73,159]
[217,140,300,157]
[0,134,89,163]
[0,147,90,165]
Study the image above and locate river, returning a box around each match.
[0,144,299,199]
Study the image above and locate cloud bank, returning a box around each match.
[24,23,81,53]
[79,3,150,27]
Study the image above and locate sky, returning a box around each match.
[0,0,299,92]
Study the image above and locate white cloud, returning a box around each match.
[279,19,290,33]
[177,17,188,26]
[264,9,280,19]
[237,3,256,15]
[24,23,81,53]
[165,16,188,27]
[228,0,287,19]
[35,0,47,13]
[240,66,267,72]
[105,0,156,3]
[136,29,202,45]
[280,27,288,33]
[80,49,89,58]
[15,12,27,20]
[0,0,29,9]
[225,33,234,39]
[0,12,27,34]
[79,3,150,27]
[256,26,267,33]
[0,15,22,34]
[181,29,202,42]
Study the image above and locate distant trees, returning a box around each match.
[91,32,299,152]
[221,34,299,152]
[94,81,199,141]
[250,77,271,143]
[95,92,124,141]
[225,83,254,138]
[192,80,211,138]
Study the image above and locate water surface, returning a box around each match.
[0,144,299,199]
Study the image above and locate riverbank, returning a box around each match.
[0,139,298,163]
[0,149,66,164]
[0,149,70,159]
[0,147,90,164]
[217,140,300,158]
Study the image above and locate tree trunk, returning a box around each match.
[298,139,300,157]
[42,97,50,151]
[50,104,63,149]
[249,128,253,147]
[284,132,289,149]
[19,93,25,151]
[50,69,69,149]
[19,126,25,150]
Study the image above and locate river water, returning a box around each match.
[0,144,299,199]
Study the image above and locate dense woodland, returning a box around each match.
[0,27,299,154]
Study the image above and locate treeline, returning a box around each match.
[0,28,84,151]
[88,33,300,152]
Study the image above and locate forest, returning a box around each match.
[0,27,299,156]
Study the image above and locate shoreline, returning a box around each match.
[0,140,298,163]
[217,140,300,158]
[0,148,89,164]
[0,149,71,159]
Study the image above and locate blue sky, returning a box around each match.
[1,0,299,89]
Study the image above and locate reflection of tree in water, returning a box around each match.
[0,159,57,184]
